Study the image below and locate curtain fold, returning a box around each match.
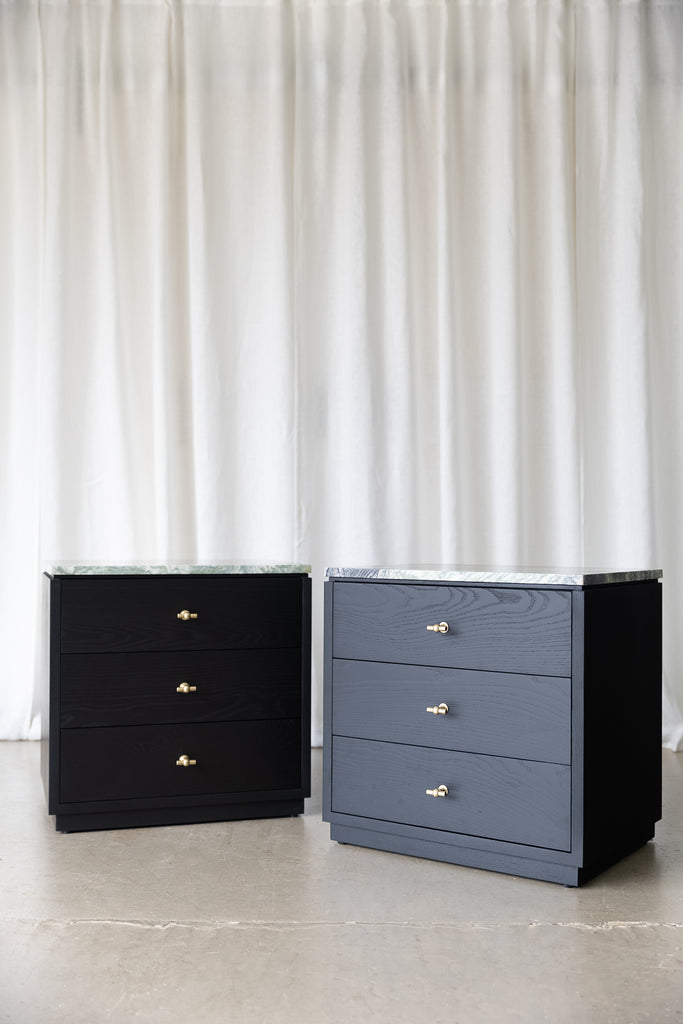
[1,0,681,747]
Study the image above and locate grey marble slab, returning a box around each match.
[45,562,311,577]
[325,564,662,586]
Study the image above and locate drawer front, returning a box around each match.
[332,582,571,676]
[60,649,302,728]
[331,659,571,764]
[59,576,304,654]
[60,719,302,803]
[331,736,571,851]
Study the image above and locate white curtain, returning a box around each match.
[1,0,682,748]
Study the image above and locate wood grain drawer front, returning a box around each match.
[60,720,302,803]
[332,737,571,851]
[332,583,571,677]
[60,576,303,654]
[60,649,302,728]
[331,660,571,764]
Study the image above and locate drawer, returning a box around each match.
[60,649,302,728]
[331,736,571,851]
[60,719,302,803]
[331,659,571,764]
[59,576,303,653]
[332,582,571,676]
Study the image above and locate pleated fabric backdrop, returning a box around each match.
[1,0,682,747]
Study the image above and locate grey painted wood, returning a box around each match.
[331,736,572,851]
[326,799,579,866]
[330,824,581,886]
[323,573,662,885]
[322,580,336,822]
[332,582,572,677]
[332,659,571,764]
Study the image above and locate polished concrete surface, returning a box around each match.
[1,744,682,1024]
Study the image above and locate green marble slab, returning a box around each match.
[46,562,311,577]
[325,564,662,586]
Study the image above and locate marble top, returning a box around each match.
[325,564,662,586]
[45,562,311,577]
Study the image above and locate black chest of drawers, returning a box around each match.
[42,567,311,832]
[323,567,662,886]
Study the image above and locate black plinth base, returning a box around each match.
[56,798,305,833]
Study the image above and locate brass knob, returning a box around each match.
[425,785,449,798]
[426,621,449,634]
[176,754,197,767]
[176,682,197,693]
[426,703,449,715]
[177,610,198,621]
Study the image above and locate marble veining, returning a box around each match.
[325,564,662,586]
[46,562,311,577]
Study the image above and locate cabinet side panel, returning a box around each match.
[47,579,63,811]
[301,575,312,796]
[323,580,334,821]
[570,590,585,861]
[581,581,662,869]
[40,575,58,806]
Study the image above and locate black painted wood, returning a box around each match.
[332,582,572,676]
[299,571,313,800]
[43,572,311,831]
[59,575,302,653]
[578,580,662,874]
[56,799,305,833]
[60,648,301,728]
[332,658,571,764]
[41,573,62,810]
[60,719,301,803]
[332,736,571,851]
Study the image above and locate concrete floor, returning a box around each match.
[1,745,682,1024]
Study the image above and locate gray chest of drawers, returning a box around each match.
[323,566,662,885]
[42,564,311,833]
